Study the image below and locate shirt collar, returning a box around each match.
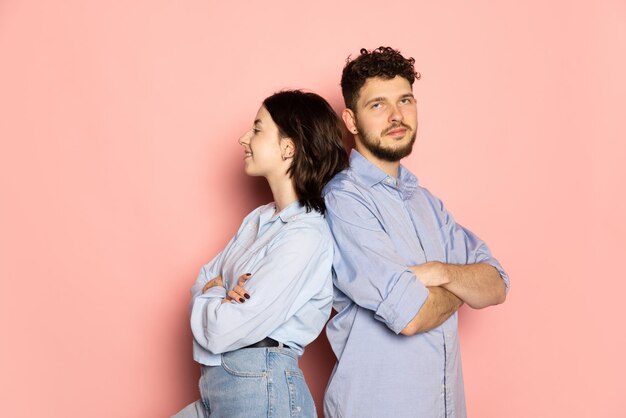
[349,149,388,187]
[258,200,306,228]
[349,149,418,198]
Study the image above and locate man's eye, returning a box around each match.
[252,128,260,134]
[371,103,382,109]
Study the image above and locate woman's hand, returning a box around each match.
[202,276,224,293]
[222,273,252,304]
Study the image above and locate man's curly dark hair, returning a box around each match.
[341,46,421,111]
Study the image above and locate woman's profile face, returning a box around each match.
[238,106,285,179]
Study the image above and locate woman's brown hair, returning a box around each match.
[263,90,348,215]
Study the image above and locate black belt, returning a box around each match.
[242,337,289,349]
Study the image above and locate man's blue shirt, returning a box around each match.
[323,150,509,418]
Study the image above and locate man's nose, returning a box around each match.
[389,104,403,123]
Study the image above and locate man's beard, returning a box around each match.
[356,120,416,162]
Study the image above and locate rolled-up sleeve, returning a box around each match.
[325,190,429,334]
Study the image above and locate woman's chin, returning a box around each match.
[243,167,262,177]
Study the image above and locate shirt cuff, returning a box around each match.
[375,270,429,334]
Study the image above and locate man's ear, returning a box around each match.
[342,108,359,135]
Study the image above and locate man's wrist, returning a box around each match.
[438,262,454,287]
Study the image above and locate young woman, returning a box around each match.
[173,90,348,418]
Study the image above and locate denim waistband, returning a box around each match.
[237,346,298,360]
[200,346,299,372]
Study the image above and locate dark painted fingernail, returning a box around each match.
[244,293,250,299]
[239,298,245,303]
[245,273,252,276]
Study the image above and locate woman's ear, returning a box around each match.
[281,138,296,160]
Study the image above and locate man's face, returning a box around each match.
[350,76,417,162]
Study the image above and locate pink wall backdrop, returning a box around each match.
[1,1,624,417]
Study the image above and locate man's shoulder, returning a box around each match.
[412,184,445,211]
[324,167,369,196]
[322,170,384,225]
[325,168,353,191]
[324,169,377,207]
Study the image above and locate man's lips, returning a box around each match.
[385,127,408,137]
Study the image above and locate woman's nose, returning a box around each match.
[238,131,250,146]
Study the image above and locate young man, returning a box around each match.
[323,47,510,418]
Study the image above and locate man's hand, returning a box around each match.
[410,262,449,287]
[222,273,252,304]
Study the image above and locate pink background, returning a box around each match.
[1,1,625,417]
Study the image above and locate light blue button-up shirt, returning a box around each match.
[189,201,334,366]
[323,150,509,418]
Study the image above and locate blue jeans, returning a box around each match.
[173,347,316,418]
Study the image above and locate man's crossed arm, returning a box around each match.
[400,262,506,336]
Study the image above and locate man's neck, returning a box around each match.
[355,144,401,178]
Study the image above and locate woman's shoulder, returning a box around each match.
[240,202,274,221]
[229,203,274,237]
[281,208,331,242]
